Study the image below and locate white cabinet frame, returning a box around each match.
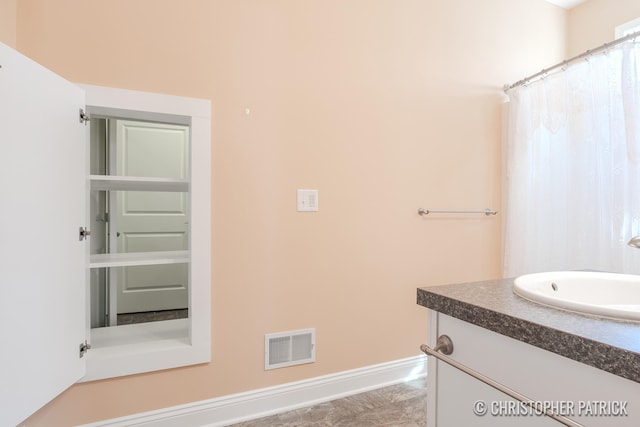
[80,84,212,382]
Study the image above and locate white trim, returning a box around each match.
[616,17,640,39]
[78,355,427,427]
[544,0,585,9]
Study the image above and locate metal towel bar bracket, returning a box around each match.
[418,208,498,216]
[420,338,584,427]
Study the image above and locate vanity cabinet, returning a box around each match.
[426,311,640,427]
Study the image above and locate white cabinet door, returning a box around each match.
[437,362,562,426]
[0,42,86,426]
[428,312,640,427]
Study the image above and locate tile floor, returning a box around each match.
[229,377,427,426]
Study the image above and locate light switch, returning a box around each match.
[297,189,318,212]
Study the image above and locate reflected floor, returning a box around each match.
[117,308,188,325]
[229,377,427,426]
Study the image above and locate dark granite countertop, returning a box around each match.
[417,278,640,384]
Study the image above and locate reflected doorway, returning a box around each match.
[90,117,190,327]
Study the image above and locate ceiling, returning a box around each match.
[545,0,587,9]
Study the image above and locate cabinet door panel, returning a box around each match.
[112,119,190,313]
[438,362,561,426]
[0,42,86,426]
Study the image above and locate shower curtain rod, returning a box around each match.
[504,30,640,93]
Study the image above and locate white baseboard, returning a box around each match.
[79,354,427,427]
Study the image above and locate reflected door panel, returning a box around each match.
[111,120,190,316]
[117,120,188,179]
[117,232,188,313]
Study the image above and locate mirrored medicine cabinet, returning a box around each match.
[2,41,211,425]
[88,115,191,328]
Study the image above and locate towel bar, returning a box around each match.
[418,208,498,216]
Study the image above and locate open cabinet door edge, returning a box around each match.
[0,42,87,426]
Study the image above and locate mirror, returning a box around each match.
[89,117,190,328]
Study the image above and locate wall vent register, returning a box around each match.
[265,329,316,370]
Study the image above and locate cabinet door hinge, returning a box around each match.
[79,340,91,358]
[79,226,91,241]
[79,108,90,124]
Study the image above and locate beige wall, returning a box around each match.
[18,1,566,425]
[568,0,640,55]
[0,0,17,47]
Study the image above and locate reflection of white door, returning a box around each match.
[111,120,189,314]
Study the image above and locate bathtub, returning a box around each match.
[513,271,640,322]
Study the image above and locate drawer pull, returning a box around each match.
[420,340,584,427]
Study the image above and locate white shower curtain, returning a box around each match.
[503,41,640,277]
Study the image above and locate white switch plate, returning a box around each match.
[297,189,318,212]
